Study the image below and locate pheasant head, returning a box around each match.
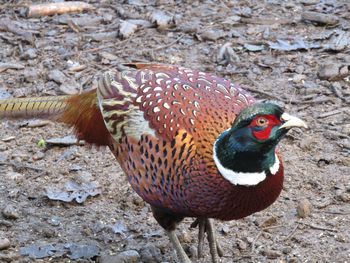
[213,103,307,186]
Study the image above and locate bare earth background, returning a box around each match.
[0,1,349,262]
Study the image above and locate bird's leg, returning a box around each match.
[166,230,192,263]
[190,218,206,258]
[197,219,205,258]
[205,218,223,263]
[151,206,190,263]
[191,218,224,263]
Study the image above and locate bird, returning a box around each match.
[0,63,307,263]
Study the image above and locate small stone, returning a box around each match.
[140,245,162,263]
[0,238,10,250]
[236,238,248,250]
[0,153,6,163]
[2,136,15,142]
[300,0,320,5]
[23,69,40,83]
[2,205,20,220]
[296,199,312,218]
[46,135,78,146]
[12,88,29,98]
[119,21,138,39]
[292,74,306,83]
[201,30,225,41]
[132,195,144,207]
[8,189,20,199]
[100,250,140,263]
[335,233,347,243]
[41,228,57,238]
[339,192,350,203]
[188,245,197,259]
[295,65,304,74]
[258,216,277,228]
[149,10,173,30]
[0,87,11,99]
[299,136,317,151]
[282,247,292,254]
[48,69,66,84]
[217,42,239,65]
[263,248,282,258]
[32,151,45,161]
[0,144,7,151]
[26,120,51,128]
[341,124,350,135]
[5,171,24,181]
[58,80,80,95]
[178,230,192,243]
[0,252,20,261]
[49,216,61,226]
[21,48,37,60]
[240,6,252,17]
[11,151,29,162]
[221,225,230,235]
[69,165,82,172]
[0,219,14,227]
[57,46,67,55]
[318,64,340,80]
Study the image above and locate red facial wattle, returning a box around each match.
[253,126,272,140]
[250,114,281,141]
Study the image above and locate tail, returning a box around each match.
[0,90,111,146]
[0,96,69,119]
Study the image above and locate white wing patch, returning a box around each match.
[213,141,280,186]
[124,108,156,139]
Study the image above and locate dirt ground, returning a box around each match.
[0,0,349,262]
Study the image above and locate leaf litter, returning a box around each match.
[20,243,99,259]
[46,180,102,203]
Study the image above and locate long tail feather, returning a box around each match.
[0,90,111,146]
[0,96,69,119]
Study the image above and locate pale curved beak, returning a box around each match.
[279,113,308,130]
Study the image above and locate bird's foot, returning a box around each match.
[191,218,223,263]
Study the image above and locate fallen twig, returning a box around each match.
[284,224,299,241]
[325,130,350,140]
[251,231,262,253]
[26,1,94,18]
[291,97,335,105]
[240,17,296,25]
[152,34,185,51]
[76,36,134,54]
[262,224,285,231]
[243,86,283,101]
[301,11,339,26]
[318,109,344,118]
[324,210,350,215]
[0,62,25,73]
[297,221,337,232]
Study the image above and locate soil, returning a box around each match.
[0,1,349,263]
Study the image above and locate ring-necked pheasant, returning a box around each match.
[0,63,307,263]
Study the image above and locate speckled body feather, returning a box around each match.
[96,64,284,221]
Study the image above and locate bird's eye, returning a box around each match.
[256,117,268,127]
